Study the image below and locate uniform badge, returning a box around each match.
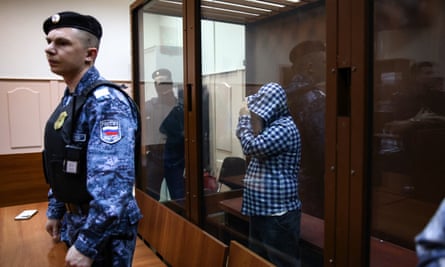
[100,120,122,144]
[54,111,68,130]
[73,132,87,142]
[51,14,61,24]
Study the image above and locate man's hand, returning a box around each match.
[65,246,93,267]
[45,219,61,242]
[239,101,250,116]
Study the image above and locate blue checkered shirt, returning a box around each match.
[236,82,302,216]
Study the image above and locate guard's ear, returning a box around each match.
[85,47,98,64]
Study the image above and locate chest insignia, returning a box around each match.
[100,120,122,144]
[54,111,68,130]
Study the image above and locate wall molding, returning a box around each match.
[0,78,132,155]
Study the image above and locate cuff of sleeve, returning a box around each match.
[73,231,104,259]
[46,204,66,220]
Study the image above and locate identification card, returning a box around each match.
[14,209,38,220]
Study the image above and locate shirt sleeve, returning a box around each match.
[46,189,67,219]
[236,115,292,158]
[73,89,138,258]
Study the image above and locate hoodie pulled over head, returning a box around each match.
[236,82,302,216]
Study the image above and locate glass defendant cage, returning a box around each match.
[130,0,445,266]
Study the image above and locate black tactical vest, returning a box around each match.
[42,81,138,204]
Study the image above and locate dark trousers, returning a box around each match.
[249,209,301,267]
[146,149,164,200]
[163,160,185,199]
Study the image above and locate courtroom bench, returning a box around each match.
[218,196,418,267]
[135,189,418,267]
[227,240,275,267]
[0,153,49,207]
[218,196,323,266]
[135,188,228,267]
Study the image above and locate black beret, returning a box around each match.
[43,11,102,40]
[152,68,172,82]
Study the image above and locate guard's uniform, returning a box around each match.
[44,67,142,266]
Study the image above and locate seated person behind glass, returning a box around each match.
[384,61,445,135]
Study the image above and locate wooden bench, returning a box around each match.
[219,197,324,249]
[135,188,228,267]
[136,189,415,267]
[0,153,49,207]
[227,240,276,267]
[219,196,419,267]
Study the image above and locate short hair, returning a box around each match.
[76,29,100,49]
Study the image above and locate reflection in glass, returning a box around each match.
[137,9,185,202]
[284,40,326,219]
[159,84,185,199]
[372,0,445,256]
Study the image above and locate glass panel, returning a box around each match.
[201,1,326,266]
[372,0,445,259]
[135,2,185,206]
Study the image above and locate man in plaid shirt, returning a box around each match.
[236,82,302,267]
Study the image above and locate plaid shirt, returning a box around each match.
[236,82,302,216]
[416,198,445,267]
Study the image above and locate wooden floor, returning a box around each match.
[133,237,166,267]
[0,201,166,267]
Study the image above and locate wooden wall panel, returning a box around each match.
[7,87,43,148]
[0,80,53,155]
[0,79,132,207]
[0,79,132,155]
[0,153,48,207]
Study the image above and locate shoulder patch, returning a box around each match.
[94,88,110,99]
[100,120,122,144]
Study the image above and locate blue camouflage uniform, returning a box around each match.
[416,198,445,267]
[46,67,142,266]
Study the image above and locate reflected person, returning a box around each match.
[409,61,445,117]
[236,82,302,267]
[144,68,177,200]
[378,61,445,200]
[389,61,444,121]
[285,40,326,218]
[159,87,185,199]
[383,61,445,136]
